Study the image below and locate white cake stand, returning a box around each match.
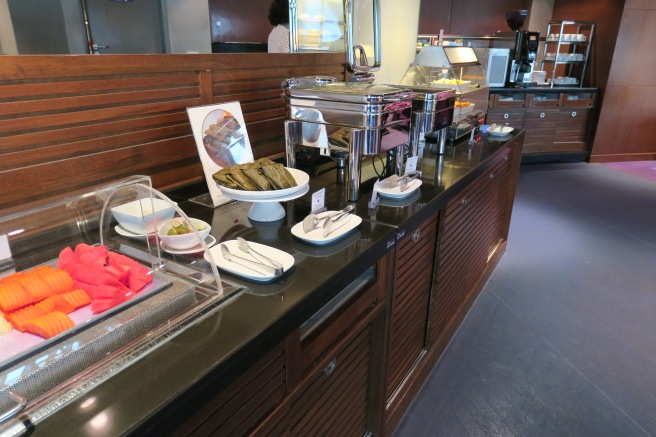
[217,168,310,222]
[222,184,309,222]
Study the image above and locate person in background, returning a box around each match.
[267,0,290,53]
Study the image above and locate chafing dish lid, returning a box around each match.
[284,82,414,104]
[404,86,456,112]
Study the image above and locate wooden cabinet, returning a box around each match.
[523,108,559,152]
[386,214,438,404]
[488,89,597,159]
[384,133,524,435]
[556,107,592,151]
[429,143,516,346]
[171,342,288,436]
[254,256,389,436]
[486,108,525,129]
[166,136,524,437]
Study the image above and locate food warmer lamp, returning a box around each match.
[400,46,490,145]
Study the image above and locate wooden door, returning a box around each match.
[209,0,271,43]
[386,214,438,398]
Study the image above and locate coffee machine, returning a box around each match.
[506,10,540,86]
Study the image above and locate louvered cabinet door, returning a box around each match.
[172,342,287,437]
[386,214,438,396]
[429,149,513,345]
[287,324,374,437]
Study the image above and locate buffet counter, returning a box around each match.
[4,130,524,436]
[488,87,598,162]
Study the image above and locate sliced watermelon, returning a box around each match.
[90,294,131,314]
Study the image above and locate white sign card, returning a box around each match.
[186,102,254,207]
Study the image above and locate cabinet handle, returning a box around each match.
[540,112,546,118]
[461,196,468,206]
[412,229,421,243]
[503,113,509,119]
[571,111,577,117]
[323,359,337,376]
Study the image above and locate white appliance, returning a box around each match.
[475,48,511,87]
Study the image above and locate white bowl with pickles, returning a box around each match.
[157,218,211,250]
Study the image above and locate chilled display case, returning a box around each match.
[0,176,239,435]
[400,46,490,142]
[290,0,345,52]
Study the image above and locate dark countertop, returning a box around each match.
[490,86,598,93]
[30,130,523,436]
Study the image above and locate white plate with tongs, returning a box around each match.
[292,206,362,246]
[204,239,294,282]
[377,172,422,199]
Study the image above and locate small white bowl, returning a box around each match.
[158,218,211,250]
[111,198,176,235]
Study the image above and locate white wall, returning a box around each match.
[0,0,17,54]
[374,0,421,85]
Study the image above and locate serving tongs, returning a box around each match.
[381,171,420,192]
[220,244,283,277]
[302,205,354,233]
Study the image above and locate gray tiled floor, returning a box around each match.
[394,162,656,437]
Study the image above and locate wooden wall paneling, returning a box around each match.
[592,85,656,160]
[0,53,346,216]
[209,0,272,43]
[418,0,529,36]
[606,9,656,86]
[450,0,529,36]
[418,0,453,34]
[589,2,656,161]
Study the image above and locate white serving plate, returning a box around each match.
[0,271,171,368]
[488,126,514,136]
[204,240,294,282]
[291,214,362,246]
[376,179,422,199]
[217,168,309,200]
[115,225,152,239]
[161,235,216,255]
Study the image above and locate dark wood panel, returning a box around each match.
[0,53,346,216]
[172,342,286,437]
[419,0,529,36]
[557,108,591,142]
[209,0,271,43]
[300,275,380,376]
[430,154,513,344]
[486,109,525,128]
[418,0,453,34]
[289,326,372,436]
[592,85,656,160]
[450,0,529,35]
[386,215,437,396]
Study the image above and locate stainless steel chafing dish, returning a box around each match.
[405,87,456,165]
[283,82,414,202]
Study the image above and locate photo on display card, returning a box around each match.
[187,102,254,207]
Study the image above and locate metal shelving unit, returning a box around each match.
[541,20,595,88]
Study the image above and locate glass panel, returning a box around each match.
[293,0,345,52]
